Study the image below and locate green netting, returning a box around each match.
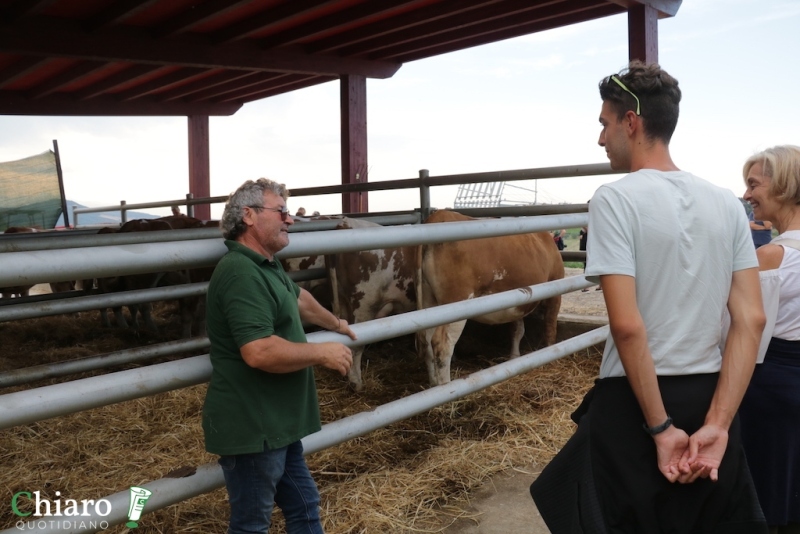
[0,150,63,232]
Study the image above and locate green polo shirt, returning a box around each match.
[202,240,321,455]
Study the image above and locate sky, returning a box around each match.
[0,0,799,220]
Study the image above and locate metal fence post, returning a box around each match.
[120,200,127,223]
[419,169,430,222]
[186,193,194,218]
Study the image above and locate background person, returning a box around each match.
[203,178,357,534]
[739,145,800,534]
[553,229,566,250]
[749,210,773,248]
[531,61,767,533]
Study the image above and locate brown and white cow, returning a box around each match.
[415,209,564,386]
[280,254,331,311]
[325,218,417,390]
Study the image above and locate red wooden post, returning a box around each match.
[340,75,368,214]
[188,115,211,220]
[628,4,659,63]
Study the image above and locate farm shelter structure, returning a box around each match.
[0,1,683,531]
[0,0,681,217]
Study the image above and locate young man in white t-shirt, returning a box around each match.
[531,61,768,533]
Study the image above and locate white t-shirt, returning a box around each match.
[585,169,757,378]
[773,230,800,340]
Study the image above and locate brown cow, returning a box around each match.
[415,210,564,386]
[176,218,220,338]
[95,217,219,336]
[96,219,173,332]
[325,218,417,390]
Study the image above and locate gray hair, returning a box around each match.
[220,178,289,240]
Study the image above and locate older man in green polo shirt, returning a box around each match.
[203,178,356,534]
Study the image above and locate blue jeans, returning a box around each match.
[219,441,323,534]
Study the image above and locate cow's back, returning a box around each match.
[421,210,563,309]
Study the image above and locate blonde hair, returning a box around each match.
[743,145,800,206]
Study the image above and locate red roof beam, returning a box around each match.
[257,0,425,49]
[0,0,59,23]
[184,71,294,103]
[26,59,109,99]
[83,0,162,33]
[151,0,253,39]
[114,66,208,101]
[210,0,341,45]
[390,2,623,63]
[74,63,163,100]
[337,0,572,58]
[0,56,50,88]
[156,70,258,102]
[214,75,335,103]
[306,0,506,54]
[0,17,401,78]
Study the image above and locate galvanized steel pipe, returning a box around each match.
[0,275,592,429]
[4,326,607,533]
[0,282,209,322]
[0,212,587,287]
[0,337,210,388]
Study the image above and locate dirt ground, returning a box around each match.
[559,267,607,317]
[434,268,608,534]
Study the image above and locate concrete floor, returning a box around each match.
[441,468,550,534]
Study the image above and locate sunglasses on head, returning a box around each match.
[610,75,641,116]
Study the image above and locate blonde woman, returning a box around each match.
[740,145,800,534]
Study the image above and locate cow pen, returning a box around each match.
[0,167,612,534]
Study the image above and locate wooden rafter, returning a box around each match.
[0,16,401,78]
[258,0,422,49]
[307,0,507,54]
[74,63,163,100]
[114,67,208,101]
[1,0,58,23]
[156,70,258,102]
[604,0,681,17]
[152,0,253,39]
[84,0,161,33]
[27,60,108,99]
[0,56,50,88]
[210,0,340,45]
[185,72,293,103]
[368,0,616,61]
[0,91,242,115]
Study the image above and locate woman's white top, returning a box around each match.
[773,230,800,340]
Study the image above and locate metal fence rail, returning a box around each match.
[70,162,615,226]
[2,326,608,533]
[0,213,588,287]
[0,274,593,430]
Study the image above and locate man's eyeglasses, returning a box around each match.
[610,75,641,116]
[247,205,291,220]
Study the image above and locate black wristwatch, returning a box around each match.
[643,416,673,436]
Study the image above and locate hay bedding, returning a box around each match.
[0,303,599,533]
